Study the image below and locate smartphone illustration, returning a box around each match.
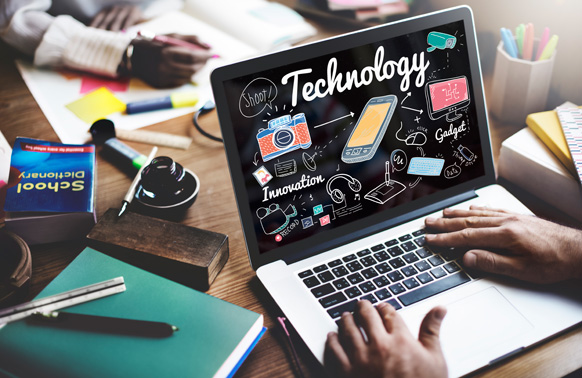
[341,95,398,164]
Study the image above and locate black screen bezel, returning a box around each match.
[211,6,495,270]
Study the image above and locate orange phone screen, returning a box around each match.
[347,102,392,147]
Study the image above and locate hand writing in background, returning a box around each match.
[131,34,214,88]
[90,5,143,32]
[324,301,447,378]
[425,205,582,284]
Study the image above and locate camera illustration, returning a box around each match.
[256,113,312,162]
[256,203,297,235]
[427,31,456,52]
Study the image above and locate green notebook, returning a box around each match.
[0,247,264,378]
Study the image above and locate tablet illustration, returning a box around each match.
[341,95,398,164]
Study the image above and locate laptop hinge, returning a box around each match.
[284,189,478,265]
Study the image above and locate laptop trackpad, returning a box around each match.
[440,287,533,361]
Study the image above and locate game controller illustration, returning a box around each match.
[256,113,312,162]
[256,203,298,234]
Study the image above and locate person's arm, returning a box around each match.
[324,301,448,378]
[425,205,582,284]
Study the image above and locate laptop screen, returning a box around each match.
[212,7,493,267]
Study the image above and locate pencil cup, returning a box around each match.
[489,39,556,124]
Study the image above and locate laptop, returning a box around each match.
[211,6,582,377]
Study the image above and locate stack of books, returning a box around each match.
[498,103,582,222]
[327,0,410,21]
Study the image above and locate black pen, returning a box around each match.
[30,311,178,338]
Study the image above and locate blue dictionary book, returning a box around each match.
[3,137,96,245]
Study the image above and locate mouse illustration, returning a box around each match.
[405,132,427,146]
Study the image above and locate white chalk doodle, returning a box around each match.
[364,161,406,204]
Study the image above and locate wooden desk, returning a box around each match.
[1,13,581,378]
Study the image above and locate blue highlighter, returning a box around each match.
[126,92,198,114]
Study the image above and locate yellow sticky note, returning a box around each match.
[65,87,126,124]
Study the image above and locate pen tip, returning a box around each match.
[172,325,179,332]
[118,202,127,217]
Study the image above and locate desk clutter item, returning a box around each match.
[0,248,264,378]
[3,137,96,245]
[556,107,582,185]
[490,25,557,124]
[0,230,31,305]
[498,127,582,223]
[87,209,227,291]
[0,277,125,326]
[133,156,200,219]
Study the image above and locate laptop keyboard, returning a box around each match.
[298,229,472,322]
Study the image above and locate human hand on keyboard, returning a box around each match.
[425,205,582,284]
[324,300,447,378]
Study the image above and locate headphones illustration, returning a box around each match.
[326,174,362,204]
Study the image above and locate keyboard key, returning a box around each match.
[360,294,378,304]
[439,247,466,261]
[416,247,432,258]
[314,264,328,273]
[412,229,425,237]
[389,283,406,295]
[403,277,420,290]
[375,262,392,274]
[414,236,426,247]
[357,249,372,257]
[318,271,335,282]
[312,283,335,298]
[346,261,364,272]
[430,267,447,279]
[375,288,392,300]
[398,234,412,242]
[387,246,404,257]
[401,241,416,252]
[342,254,357,263]
[373,276,390,288]
[303,276,320,288]
[371,244,385,252]
[361,267,379,279]
[385,298,402,310]
[403,252,420,264]
[347,273,364,285]
[387,271,404,282]
[327,300,358,319]
[333,278,350,290]
[401,266,418,277]
[361,256,377,267]
[444,262,461,274]
[414,260,431,272]
[332,266,349,277]
[428,255,445,266]
[320,292,348,308]
[329,259,343,267]
[345,286,362,299]
[417,272,434,284]
[359,281,376,293]
[385,239,398,247]
[398,272,471,306]
[388,257,406,269]
[373,251,390,262]
[298,270,313,278]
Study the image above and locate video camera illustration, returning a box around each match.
[256,113,312,162]
[256,203,297,235]
[427,31,456,52]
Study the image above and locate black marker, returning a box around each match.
[30,311,178,338]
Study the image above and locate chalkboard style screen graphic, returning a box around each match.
[219,18,486,255]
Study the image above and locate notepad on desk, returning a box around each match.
[0,248,265,378]
[15,2,315,144]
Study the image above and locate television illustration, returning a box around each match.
[425,76,470,122]
[427,31,456,52]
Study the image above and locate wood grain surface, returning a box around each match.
[0,6,581,376]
